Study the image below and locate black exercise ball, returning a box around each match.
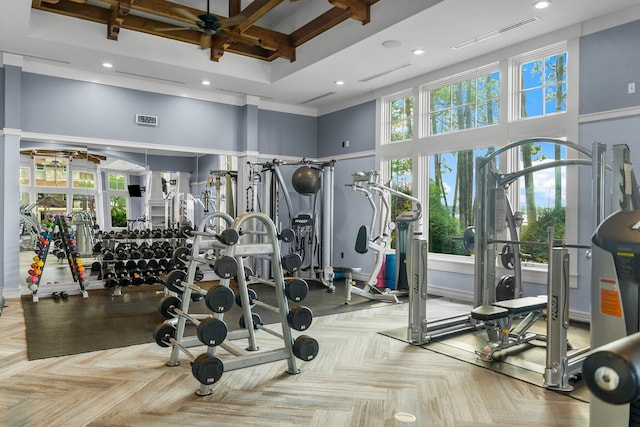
[292,166,321,195]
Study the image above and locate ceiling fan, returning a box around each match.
[156,0,247,49]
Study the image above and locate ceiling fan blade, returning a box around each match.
[200,34,213,49]
[174,7,202,23]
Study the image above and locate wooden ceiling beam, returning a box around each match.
[329,0,377,24]
[33,0,109,24]
[31,0,380,63]
[236,0,283,32]
[229,0,241,17]
[289,7,350,47]
[107,1,131,41]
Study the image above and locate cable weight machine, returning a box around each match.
[247,159,336,291]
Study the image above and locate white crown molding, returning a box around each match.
[579,106,640,123]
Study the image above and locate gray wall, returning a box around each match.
[257,109,317,157]
[571,19,640,314]
[318,101,375,157]
[21,73,244,152]
[332,155,377,272]
[579,19,640,115]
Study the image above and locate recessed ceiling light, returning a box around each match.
[102,62,113,68]
[412,49,425,55]
[201,80,211,86]
[533,0,551,9]
[382,40,401,49]
[335,80,345,86]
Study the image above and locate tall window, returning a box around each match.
[429,147,496,255]
[426,71,500,136]
[517,141,567,263]
[383,92,414,144]
[106,173,128,228]
[110,195,127,228]
[107,173,126,191]
[517,50,567,119]
[389,158,412,248]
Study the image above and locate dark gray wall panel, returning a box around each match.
[257,109,317,157]
[317,101,375,158]
[579,19,640,115]
[20,73,243,151]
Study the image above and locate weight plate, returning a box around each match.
[293,335,319,361]
[152,321,175,347]
[165,269,187,293]
[205,285,235,313]
[191,354,224,385]
[462,226,475,253]
[158,295,181,318]
[285,279,309,302]
[196,317,228,346]
[238,313,262,330]
[287,306,313,331]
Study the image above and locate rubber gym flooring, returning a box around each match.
[21,280,399,361]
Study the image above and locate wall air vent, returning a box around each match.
[451,17,540,50]
[301,92,336,105]
[358,63,412,83]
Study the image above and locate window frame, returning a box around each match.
[381,89,416,145]
[509,42,568,123]
[420,63,501,138]
[376,39,579,288]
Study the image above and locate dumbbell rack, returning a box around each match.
[98,233,184,296]
[28,214,90,302]
[157,211,318,396]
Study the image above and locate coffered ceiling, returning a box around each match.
[1,0,640,113]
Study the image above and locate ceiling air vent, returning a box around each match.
[116,70,185,85]
[451,17,540,50]
[301,92,336,105]
[358,63,412,83]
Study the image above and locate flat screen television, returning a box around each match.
[128,184,142,197]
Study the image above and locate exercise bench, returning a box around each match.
[471,296,547,361]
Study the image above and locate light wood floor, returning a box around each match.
[0,296,589,427]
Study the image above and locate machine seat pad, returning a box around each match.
[333,267,362,274]
[355,226,369,254]
[493,296,547,315]
[471,305,509,321]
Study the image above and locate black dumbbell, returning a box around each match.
[103,271,118,288]
[164,269,235,313]
[157,296,228,346]
[238,312,319,361]
[152,320,224,385]
[235,288,314,331]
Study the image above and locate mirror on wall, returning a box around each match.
[19,144,100,288]
[18,141,238,289]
